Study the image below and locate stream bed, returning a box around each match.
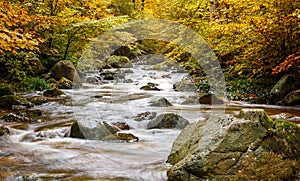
[1,64,300,181]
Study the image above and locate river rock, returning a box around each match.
[43,88,65,97]
[147,113,189,129]
[27,96,48,105]
[70,120,120,140]
[269,74,300,104]
[198,93,224,104]
[58,77,72,89]
[51,60,80,82]
[105,55,132,68]
[0,95,33,109]
[0,83,14,97]
[0,125,10,136]
[149,97,173,107]
[103,132,139,142]
[173,77,195,92]
[112,122,130,130]
[140,82,161,91]
[167,109,300,180]
[134,111,157,121]
[277,89,300,106]
[86,76,99,84]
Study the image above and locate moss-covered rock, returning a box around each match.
[277,89,300,106]
[0,95,33,109]
[105,55,132,68]
[43,88,65,97]
[58,77,72,89]
[167,109,300,180]
[51,60,80,82]
[0,83,14,97]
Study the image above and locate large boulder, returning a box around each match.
[70,120,120,140]
[147,113,189,129]
[277,89,300,106]
[269,74,300,104]
[167,109,300,180]
[0,83,14,97]
[0,95,32,109]
[105,55,132,68]
[51,60,80,82]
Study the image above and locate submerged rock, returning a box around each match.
[167,109,300,180]
[0,125,9,136]
[147,113,189,129]
[134,111,157,121]
[149,97,173,107]
[0,95,32,109]
[43,88,65,97]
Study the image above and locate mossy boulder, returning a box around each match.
[0,95,33,109]
[147,113,189,129]
[0,83,14,97]
[167,109,300,180]
[105,55,132,68]
[43,88,65,97]
[51,60,81,83]
[0,125,10,136]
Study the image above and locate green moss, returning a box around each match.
[260,116,300,160]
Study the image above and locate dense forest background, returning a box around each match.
[0,0,299,103]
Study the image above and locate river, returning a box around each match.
[0,63,299,180]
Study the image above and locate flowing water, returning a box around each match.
[1,64,300,181]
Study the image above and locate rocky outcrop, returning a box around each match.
[173,77,195,92]
[277,89,300,106]
[51,60,81,83]
[167,109,300,180]
[147,113,189,129]
[43,88,65,97]
[149,97,173,107]
[0,125,10,136]
[269,74,300,104]
[0,95,32,109]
